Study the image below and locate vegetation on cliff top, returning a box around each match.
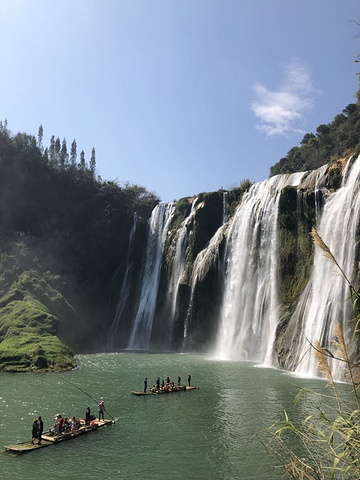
[270,99,360,176]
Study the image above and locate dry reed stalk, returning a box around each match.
[314,340,343,413]
[310,228,337,265]
[314,340,333,383]
[310,228,353,288]
[332,321,348,363]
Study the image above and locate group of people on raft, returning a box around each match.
[31,403,103,443]
[144,373,192,393]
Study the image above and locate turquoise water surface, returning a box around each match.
[0,353,330,480]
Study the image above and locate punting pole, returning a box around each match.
[60,377,115,421]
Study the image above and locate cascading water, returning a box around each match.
[167,198,199,334]
[182,190,228,345]
[119,156,359,380]
[108,212,138,348]
[183,222,226,345]
[214,172,306,364]
[293,156,360,380]
[127,203,175,350]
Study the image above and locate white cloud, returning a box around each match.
[251,58,317,137]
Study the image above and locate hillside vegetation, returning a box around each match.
[0,122,159,371]
[270,98,360,176]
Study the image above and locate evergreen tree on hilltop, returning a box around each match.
[70,139,77,167]
[79,150,86,170]
[89,147,96,178]
[49,135,56,165]
[54,137,61,164]
[59,138,68,169]
[37,124,43,153]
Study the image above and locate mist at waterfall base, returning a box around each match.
[110,155,360,383]
[1,352,350,480]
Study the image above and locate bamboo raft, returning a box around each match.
[131,385,198,396]
[4,419,114,454]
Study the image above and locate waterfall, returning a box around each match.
[214,172,306,363]
[127,203,175,350]
[183,223,226,345]
[167,198,199,336]
[293,156,360,380]
[108,212,138,348]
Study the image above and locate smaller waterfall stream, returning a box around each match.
[167,198,199,334]
[183,223,226,345]
[183,191,229,346]
[128,203,175,350]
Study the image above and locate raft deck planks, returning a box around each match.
[4,419,114,454]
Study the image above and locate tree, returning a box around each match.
[37,125,43,153]
[59,138,68,169]
[54,137,61,162]
[43,147,49,163]
[300,132,316,145]
[316,124,331,136]
[79,150,86,170]
[70,139,77,167]
[0,118,9,134]
[342,104,357,117]
[89,147,96,177]
[49,135,56,165]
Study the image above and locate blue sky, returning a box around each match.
[0,1,359,202]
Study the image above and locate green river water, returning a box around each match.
[0,353,333,480]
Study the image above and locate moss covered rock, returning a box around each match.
[0,270,76,372]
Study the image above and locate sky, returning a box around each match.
[0,1,359,202]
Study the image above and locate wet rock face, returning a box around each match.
[151,192,226,350]
[277,185,318,306]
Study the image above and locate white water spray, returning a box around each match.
[167,198,199,333]
[183,222,227,344]
[214,172,306,363]
[293,156,360,380]
[127,203,175,350]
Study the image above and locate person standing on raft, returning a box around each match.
[188,373,191,387]
[31,418,38,444]
[144,377,148,393]
[85,407,91,425]
[98,400,105,421]
[37,416,44,444]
